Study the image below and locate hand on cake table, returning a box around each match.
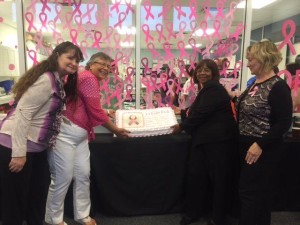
[106,109,116,118]
[171,124,182,134]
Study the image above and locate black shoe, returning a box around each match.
[180,215,197,225]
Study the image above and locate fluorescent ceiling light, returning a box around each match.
[120,41,134,47]
[237,0,277,9]
[192,28,215,37]
[116,26,136,35]
[185,43,202,49]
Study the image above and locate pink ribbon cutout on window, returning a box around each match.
[80,40,89,59]
[111,0,121,13]
[202,0,213,21]
[125,84,133,101]
[220,60,230,78]
[142,24,154,43]
[28,50,39,65]
[278,20,296,55]
[176,21,187,40]
[174,0,186,19]
[158,0,172,18]
[63,12,73,30]
[125,67,134,84]
[91,31,102,49]
[48,20,61,40]
[125,0,134,15]
[143,0,155,20]
[103,26,114,43]
[156,24,167,43]
[216,0,225,19]
[165,21,177,39]
[40,0,51,13]
[141,57,152,76]
[34,32,44,50]
[72,0,82,16]
[25,12,37,32]
[177,41,189,59]
[69,29,79,46]
[82,1,95,22]
[147,42,161,60]
[189,0,198,20]
[163,42,174,61]
[54,3,63,24]
[39,12,48,32]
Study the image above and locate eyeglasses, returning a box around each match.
[93,61,112,70]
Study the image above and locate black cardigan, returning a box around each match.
[180,80,237,145]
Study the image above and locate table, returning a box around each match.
[87,134,191,216]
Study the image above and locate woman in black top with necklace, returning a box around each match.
[235,41,292,225]
[172,59,238,225]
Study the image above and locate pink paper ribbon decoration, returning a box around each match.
[103,26,114,43]
[80,40,89,59]
[189,0,198,20]
[123,48,133,65]
[74,15,84,33]
[189,20,198,35]
[177,21,187,40]
[166,79,175,96]
[189,55,197,71]
[112,51,123,71]
[34,32,44,51]
[113,33,122,50]
[147,42,162,60]
[158,0,172,18]
[48,20,61,40]
[39,12,48,32]
[111,0,121,14]
[63,12,73,30]
[227,43,239,59]
[219,60,230,78]
[28,50,39,65]
[178,59,187,78]
[141,57,152,76]
[165,21,177,39]
[100,77,110,92]
[72,0,82,16]
[226,1,238,22]
[125,84,133,101]
[69,29,79,46]
[26,0,39,13]
[125,67,135,84]
[278,20,296,55]
[216,0,225,19]
[91,31,102,49]
[114,83,126,109]
[177,41,189,59]
[202,0,213,21]
[292,70,300,97]
[156,24,167,43]
[141,76,155,93]
[163,42,174,61]
[158,72,168,91]
[231,60,242,78]
[114,12,127,29]
[213,20,222,39]
[202,40,214,59]
[124,32,132,44]
[125,0,134,15]
[230,23,245,41]
[25,12,37,32]
[54,3,63,24]
[142,24,154,43]
[188,38,201,56]
[200,20,209,40]
[82,0,96,22]
[174,0,186,20]
[143,0,155,20]
[40,0,51,13]
[277,70,293,89]
[174,77,183,94]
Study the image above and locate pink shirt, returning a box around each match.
[64,70,109,140]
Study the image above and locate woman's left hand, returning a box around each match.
[245,142,262,165]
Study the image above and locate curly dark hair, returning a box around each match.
[193,59,220,84]
[12,41,84,102]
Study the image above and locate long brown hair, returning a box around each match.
[13,41,83,102]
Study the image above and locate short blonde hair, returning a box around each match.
[249,41,282,73]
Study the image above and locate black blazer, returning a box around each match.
[180,80,237,145]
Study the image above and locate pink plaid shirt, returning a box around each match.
[64,70,109,140]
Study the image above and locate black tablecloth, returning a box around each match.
[88,134,191,216]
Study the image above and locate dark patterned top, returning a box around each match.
[236,75,292,149]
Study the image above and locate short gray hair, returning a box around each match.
[85,52,113,70]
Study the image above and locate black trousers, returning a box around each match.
[183,139,237,225]
[0,145,50,225]
[238,138,283,225]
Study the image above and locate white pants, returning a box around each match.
[45,119,91,224]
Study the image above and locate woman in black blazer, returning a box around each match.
[172,59,238,225]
